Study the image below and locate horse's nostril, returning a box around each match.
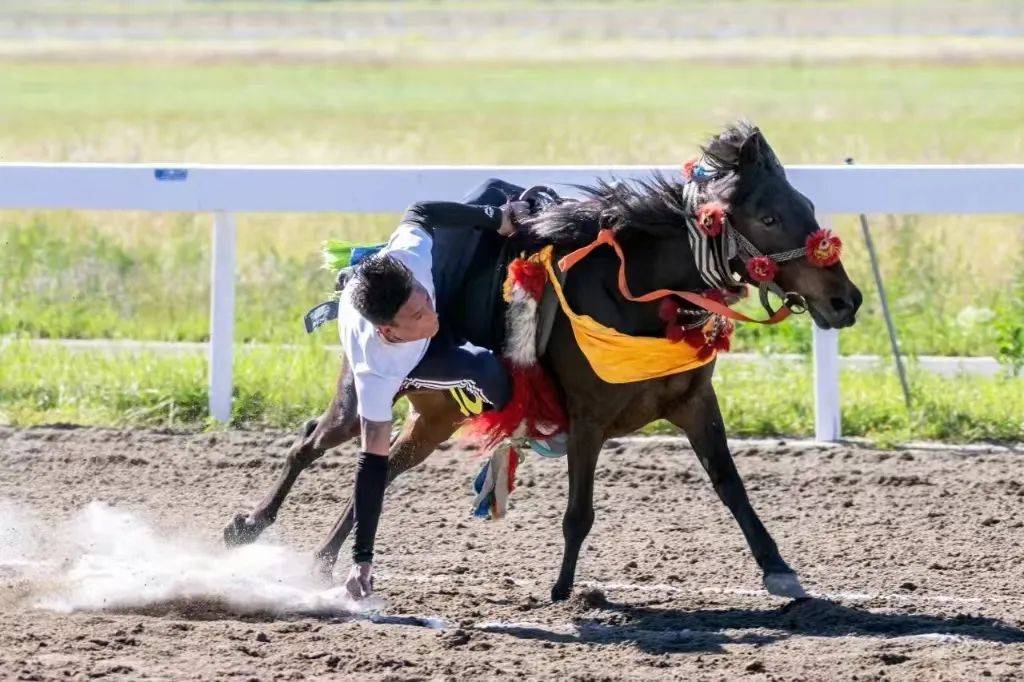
[830,297,852,313]
[851,287,864,310]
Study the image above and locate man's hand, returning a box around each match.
[499,200,531,237]
[344,561,374,600]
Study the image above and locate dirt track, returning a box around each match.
[3,426,1024,681]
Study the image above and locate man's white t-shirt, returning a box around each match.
[338,223,435,422]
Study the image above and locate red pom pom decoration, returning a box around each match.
[695,201,727,237]
[682,158,698,181]
[702,288,727,304]
[680,327,703,348]
[665,324,686,343]
[657,297,681,323]
[806,229,842,267]
[746,255,778,283]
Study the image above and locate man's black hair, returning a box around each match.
[348,254,415,325]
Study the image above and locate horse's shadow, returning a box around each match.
[477,597,1024,654]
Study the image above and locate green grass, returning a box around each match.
[2,339,1020,442]
[4,62,1024,164]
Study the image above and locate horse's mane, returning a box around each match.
[526,121,756,248]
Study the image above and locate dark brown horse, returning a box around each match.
[224,122,862,602]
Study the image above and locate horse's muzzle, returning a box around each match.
[809,285,862,329]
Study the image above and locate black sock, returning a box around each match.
[352,453,389,564]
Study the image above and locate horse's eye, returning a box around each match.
[761,215,777,226]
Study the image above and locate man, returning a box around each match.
[340,179,529,600]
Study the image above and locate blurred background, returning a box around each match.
[1,0,1022,441]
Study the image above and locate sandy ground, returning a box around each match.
[3,426,1024,681]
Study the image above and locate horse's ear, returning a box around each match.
[739,127,785,177]
[738,128,764,167]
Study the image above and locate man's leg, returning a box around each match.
[402,331,511,418]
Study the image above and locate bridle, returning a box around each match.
[682,158,843,320]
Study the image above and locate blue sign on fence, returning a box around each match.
[154,168,188,182]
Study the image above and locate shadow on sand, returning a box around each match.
[476,596,1024,654]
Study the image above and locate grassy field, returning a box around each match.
[2,58,1023,440]
[2,338,1020,444]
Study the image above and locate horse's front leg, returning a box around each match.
[551,419,605,601]
[667,384,807,599]
[223,364,359,546]
[313,391,464,579]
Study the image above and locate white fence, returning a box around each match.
[2,163,1023,440]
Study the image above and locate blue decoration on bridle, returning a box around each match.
[691,164,719,183]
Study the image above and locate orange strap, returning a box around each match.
[557,229,791,325]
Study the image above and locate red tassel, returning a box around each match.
[658,297,681,323]
[713,320,734,352]
[507,447,519,494]
[682,327,706,349]
[504,257,548,302]
[462,364,567,452]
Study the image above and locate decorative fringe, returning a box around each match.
[463,363,567,452]
[321,239,356,273]
[472,444,522,519]
[502,253,548,368]
[461,251,569,520]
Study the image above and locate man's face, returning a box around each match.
[377,284,439,343]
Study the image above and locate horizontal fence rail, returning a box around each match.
[2,163,1022,439]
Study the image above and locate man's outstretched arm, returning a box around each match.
[401,201,526,236]
[351,417,391,573]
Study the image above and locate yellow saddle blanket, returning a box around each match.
[536,245,716,384]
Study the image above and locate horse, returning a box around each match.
[223,122,862,602]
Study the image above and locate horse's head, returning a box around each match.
[702,123,862,329]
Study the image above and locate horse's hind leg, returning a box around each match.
[667,384,806,599]
[313,391,464,578]
[551,420,604,602]
[223,364,359,546]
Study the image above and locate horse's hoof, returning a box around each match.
[551,582,572,602]
[763,572,807,599]
[223,512,264,547]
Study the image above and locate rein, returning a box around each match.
[558,229,793,325]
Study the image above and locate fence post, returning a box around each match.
[209,211,236,423]
[812,214,841,441]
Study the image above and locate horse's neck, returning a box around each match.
[564,233,702,337]
[620,234,706,294]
